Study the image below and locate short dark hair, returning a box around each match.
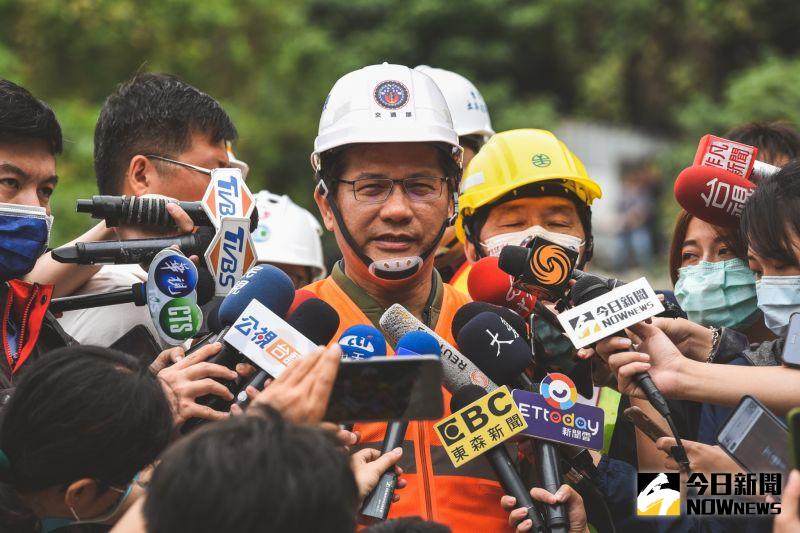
[0,79,62,155]
[364,517,452,533]
[725,121,800,166]
[94,73,237,195]
[144,406,359,533]
[0,346,173,530]
[741,159,800,267]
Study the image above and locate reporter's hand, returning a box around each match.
[651,317,714,362]
[350,447,405,504]
[149,346,186,374]
[157,342,237,428]
[656,437,740,474]
[606,322,687,400]
[775,470,800,532]
[248,344,342,424]
[501,484,589,533]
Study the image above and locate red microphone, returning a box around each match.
[287,289,316,316]
[694,134,779,184]
[467,256,537,317]
[674,165,756,228]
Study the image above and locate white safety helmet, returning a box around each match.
[414,65,494,140]
[311,62,462,168]
[252,191,326,281]
[226,141,250,180]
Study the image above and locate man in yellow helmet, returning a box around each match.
[450,129,601,292]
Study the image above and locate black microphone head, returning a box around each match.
[452,302,498,339]
[450,384,489,412]
[456,311,532,386]
[571,274,612,306]
[249,207,259,232]
[287,297,341,346]
[195,268,215,306]
[497,245,528,277]
[206,298,223,332]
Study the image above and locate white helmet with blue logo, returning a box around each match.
[414,65,494,141]
[252,190,326,281]
[311,62,462,169]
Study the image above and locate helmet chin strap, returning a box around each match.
[319,181,454,281]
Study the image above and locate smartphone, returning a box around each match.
[623,406,670,443]
[716,395,789,475]
[789,408,800,469]
[324,355,444,424]
[782,312,800,368]
[110,324,162,365]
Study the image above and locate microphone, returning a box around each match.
[50,267,215,314]
[674,165,756,228]
[452,301,528,342]
[51,228,215,265]
[338,325,387,360]
[379,304,496,393]
[571,276,671,420]
[468,256,537,317]
[235,296,340,408]
[76,195,260,231]
[361,330,441,520]
[451,385,545,533]
[180,264,295,433]
[455,311,533,388]
[497,238,577,301]
[693,134,780,183]
[287,289,317,316]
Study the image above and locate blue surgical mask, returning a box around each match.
[0,202,52,281]
[756,275,800,337]
[40,477,136,533]
[674,259,759,330]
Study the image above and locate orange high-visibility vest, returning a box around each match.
[305,275,511,532]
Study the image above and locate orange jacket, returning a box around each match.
[305,274,510,532]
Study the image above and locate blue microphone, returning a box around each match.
[338,324,387,360]
[181,264,295,434]
[396,330,441,357]
[360,329,440,520]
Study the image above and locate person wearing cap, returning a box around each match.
[252,190,326,288]
[305,63,509,530]
[414,66,495,282]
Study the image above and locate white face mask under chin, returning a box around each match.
[481,225,584,259]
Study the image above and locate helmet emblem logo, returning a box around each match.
[374,80,409,110]
[531,153,552,168]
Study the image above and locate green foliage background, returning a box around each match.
[2,0,800,246]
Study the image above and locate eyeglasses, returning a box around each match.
[145,154,213,176]
[336,176,448,204]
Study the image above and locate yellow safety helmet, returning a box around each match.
[455,129,602,243]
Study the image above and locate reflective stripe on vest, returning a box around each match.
[597,387,621,455]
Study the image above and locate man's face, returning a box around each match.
[136,131,230,201]
[317,142,453,265]
[465,196,586,262]
[0,140,57,213]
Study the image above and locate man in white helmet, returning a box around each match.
[252,190,326,288]
[306,63,509,530]
[414,66,495,282]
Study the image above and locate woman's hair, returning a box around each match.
[0,346,173,529]
[668,209,748,285]
[144,406,359,533]
[741,159,800,267]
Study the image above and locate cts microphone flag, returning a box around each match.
[456,311,532,387]
[379,304,496,392]
[145,249,203,345]
[674,165,755,228]
[338,325,387,360]
[468,256,536,317]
